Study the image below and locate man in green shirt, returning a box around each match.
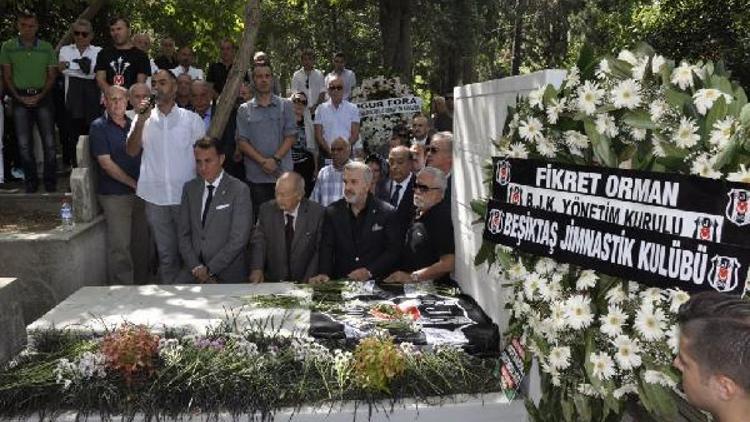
[0,10,58,193]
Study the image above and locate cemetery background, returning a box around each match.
[1,0,749,420]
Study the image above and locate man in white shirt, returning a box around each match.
[171,46,204,80]
[58,18,102,168]
[324,52,356,100]
[126,69,205,283]
[314,75,360,164]
[291,48,326,114]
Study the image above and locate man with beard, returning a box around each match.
[171,46,204,80]
[94,16,150,91]
[236,61,296,222]
[310,161,401,283]
[385,167,454,284]
[126,69,205,283]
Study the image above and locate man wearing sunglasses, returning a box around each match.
[314,75,360,165]
[59,18,102,169]
[385,167,454,284]
[425,131,453,201]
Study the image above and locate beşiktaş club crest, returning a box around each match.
[707,255,741,293]
[692,217,718,242]
[487,209,505,234]
[725,189,749,226]
[509,185,522,205]
[496,160,511,186]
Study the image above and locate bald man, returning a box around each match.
[249,172,325,282]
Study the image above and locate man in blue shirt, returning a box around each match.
[89,85,148,284]
[236,62,296,222]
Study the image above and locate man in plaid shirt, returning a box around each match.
[311,137,350,206]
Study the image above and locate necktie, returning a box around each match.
[285,214,295,278]
[390,183,402,207]
[202,185,215,227]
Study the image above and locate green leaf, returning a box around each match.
[474,241,495,267]
[470,199,487,219]
[573,393,592,422]
[622,110,657,129]
[577,44,596,81]
[583,118,617,167]
[729,84,748,115]
[710,74,733,95]
[608,59,633,80]
[713,136,741,170]
[561,394,576,422]
[637,373,678,419]
[703,96,727,140]
[740,104,750,129]
[665,88,691,110]
[496,247,516,269]
[543,84,558,105]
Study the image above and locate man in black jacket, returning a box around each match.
[310,161,402,282]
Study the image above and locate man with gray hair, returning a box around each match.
[310,161,402,283]
[385,166,454,284]
[125,82,150,119]
[249,172,325,283]
[59,18,101,168]
[426,131,453,200]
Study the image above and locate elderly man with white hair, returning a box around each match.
[385,166,454,284]
[310,161,402,283]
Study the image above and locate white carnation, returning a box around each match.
[672,117,700,149]
[589,352,616,381]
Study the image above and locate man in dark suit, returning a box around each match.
[385,146,416,227]
[178,137,252,283]
[310,161,402,283]
[249,172,324,282]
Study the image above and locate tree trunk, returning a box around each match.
[207,0,261,140]
[55,0,106,52]
[379,0,414,82]
[510,0,526,76]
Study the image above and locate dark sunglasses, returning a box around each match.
[73,31,90,37]
[292,97,307,105]
[414,183,440,192]
[328,85,344,91]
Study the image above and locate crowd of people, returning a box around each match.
[0,11,456,287]
[2,11,749,421]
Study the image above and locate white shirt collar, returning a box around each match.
[392,172,413,189]
[284,202,300,219]
[205,171,224,189]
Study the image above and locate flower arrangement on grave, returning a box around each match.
[350,76,417,153]
[0,322,500,418]
[474,43,750,421]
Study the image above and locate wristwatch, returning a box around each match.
[272,155,282,165]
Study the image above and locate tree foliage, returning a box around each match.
[1,0,748,97]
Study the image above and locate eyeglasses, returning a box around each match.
[426,146,440,153]
[414,183,440,192]
[328,85,344,91]
[73,31,89,37]
[292,97,307,105]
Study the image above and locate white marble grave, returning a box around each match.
[28,283,311,337]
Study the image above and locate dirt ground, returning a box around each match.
[0,209,60,233]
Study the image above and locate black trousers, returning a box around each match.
[248,182,275,224]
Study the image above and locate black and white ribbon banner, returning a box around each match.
[491,158,750,248]
[483,199,750,295]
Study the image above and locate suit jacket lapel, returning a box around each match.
[290,200,308,254]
